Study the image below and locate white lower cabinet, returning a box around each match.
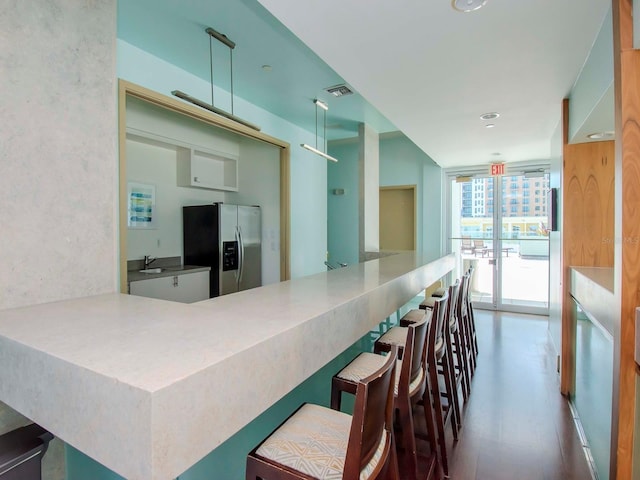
[129,271,209,303]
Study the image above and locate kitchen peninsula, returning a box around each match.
[0,252,454,480]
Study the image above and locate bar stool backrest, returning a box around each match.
[403,316,429,395]
[447,280,461,330]
[457,274,468,319]
[460,271,472,319]
[344,346,398,477]
[429,292,449,360]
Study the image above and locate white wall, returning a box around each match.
[0,1,118,478]
[1,1,118,310]
[118,40,327,278]
[126,138,225,260]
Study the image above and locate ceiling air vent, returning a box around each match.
[325,84,353,97]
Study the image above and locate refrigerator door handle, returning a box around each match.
[233,226,240,284]
[237,225,245,285]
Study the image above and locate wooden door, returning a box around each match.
[379,186,416,251]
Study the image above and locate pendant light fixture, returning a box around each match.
[301,99,339,163]
[172,27,260,131]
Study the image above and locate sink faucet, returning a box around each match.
[143,255,156,269]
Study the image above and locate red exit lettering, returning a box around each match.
[490,163,505,176]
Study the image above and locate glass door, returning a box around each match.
[499,173,550,312]
[447,170,549,314]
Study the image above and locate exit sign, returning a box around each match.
[490,163,505,176]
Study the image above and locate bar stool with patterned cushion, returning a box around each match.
[246,347,400,480]
[420,282,465,426]
[454,273,473,400]
[376,293,457,477]
[331,317,436,480]
[466,266,479,364]
[408,278,472,404]
[424,292,459,477]
[460,268,478,377]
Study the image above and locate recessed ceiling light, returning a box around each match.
[452,0,488,13]
[485,124,496,128]
[480,112,500,120]
[587,131,614,139]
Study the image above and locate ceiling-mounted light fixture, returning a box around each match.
[325,84,354,97]
[480,112,500,120]
[523,169,546,178]
[452,0,488,12]
[587,131,615,139]
[301,99,339,162]
[172,27,260,131]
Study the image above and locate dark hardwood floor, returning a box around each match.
[408,310,593,480]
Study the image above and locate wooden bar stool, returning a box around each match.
[377,294,457,477]
[468,267,479,360]
[407,279,472,405]
[332,317,435,480]
[246,347,400,480]
[462,267,479,375]
[455,273,473,400]
[422,293,458,478]
[439,280,464,433]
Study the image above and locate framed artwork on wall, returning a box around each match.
[127,182,157,229]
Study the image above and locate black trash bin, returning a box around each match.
[0,424,53,480]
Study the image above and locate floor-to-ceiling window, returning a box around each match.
[446,166,550,315]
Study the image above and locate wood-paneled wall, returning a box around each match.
[560,99,615,398]
[613,0,640,478]
[563,141,615,267]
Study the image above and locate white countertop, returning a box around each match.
[570,266,615,336]
[570,266,614,293]
[0,252,454,480]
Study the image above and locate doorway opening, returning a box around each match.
[446,169,550,315]
[379,185,416,251]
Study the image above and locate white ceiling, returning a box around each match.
[119,0,611,169]
[256,0,611,168]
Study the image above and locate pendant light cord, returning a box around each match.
[230,49,234,115]
[323,108,327,154]
[209,34,215,107]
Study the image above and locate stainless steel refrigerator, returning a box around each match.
[183,203,261,298]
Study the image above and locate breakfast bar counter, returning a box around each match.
[0,252,454,480]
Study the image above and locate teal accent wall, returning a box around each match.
[117,40,327,279]
[65,331,379,480]
[327,134,442,265]
[327,141,360,266]
[379,134,442,261]
[568,7,613,141]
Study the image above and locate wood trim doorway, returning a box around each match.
[117,79,291,292]
[379,185,416,251]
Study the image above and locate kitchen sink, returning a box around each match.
[139,268,164,274]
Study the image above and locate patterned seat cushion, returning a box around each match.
[401,309,426,324]
[376,326,408,347]
[431,287,446,297]
[255,403,387,479]
[336,353,387,383]
[336,353,425,397]
[419,297,436,310]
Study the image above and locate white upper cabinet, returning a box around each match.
[177,146,238,191]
